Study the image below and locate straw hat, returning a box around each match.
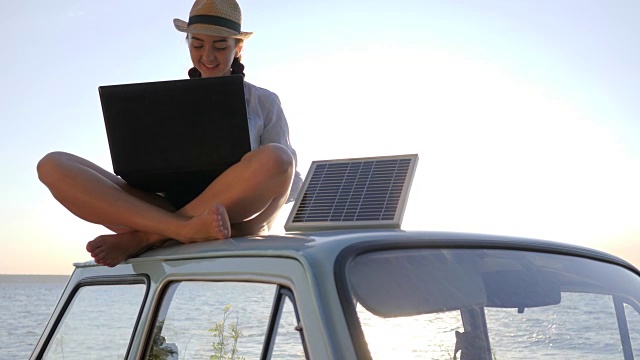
[173,0,253,39]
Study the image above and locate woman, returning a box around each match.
[37,0,302,267]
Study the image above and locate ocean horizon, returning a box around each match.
[1,274,69,358]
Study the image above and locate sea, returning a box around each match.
[1,274,70,358]
[2,274,640,359]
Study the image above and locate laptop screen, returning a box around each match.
[99,75,250,192]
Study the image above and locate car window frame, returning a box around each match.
[334,239,640,360]
[34,274,150,360]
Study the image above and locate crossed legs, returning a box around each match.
[37,144,295,267]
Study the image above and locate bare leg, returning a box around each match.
[37,151,231,243]
[176,143,295,236]
[84,144,294,266]
[38,144,294,267]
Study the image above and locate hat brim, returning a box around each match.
[173,18,253,40]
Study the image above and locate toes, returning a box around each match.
[86,240,97,252]
[90,247,105,259]
[98,254,118,267]
[93,253,106,264]
[87,236,106,252]
[94,254,118,267]
[212,202,225,213]
[212,203,231,238]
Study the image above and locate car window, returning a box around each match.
[148,281,306,359]
[357,305,463,358]
[42,282,146,359]
[343,248,640,360]
[625,303,640,356]
[271,292,307,359]
[486,292,622,359]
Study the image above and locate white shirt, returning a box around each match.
[244,81,302,203]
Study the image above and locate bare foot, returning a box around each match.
[180,203,231,243]
[85,203,230,267]
[86,231,160,267]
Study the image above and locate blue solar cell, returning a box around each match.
[286,155,418,231]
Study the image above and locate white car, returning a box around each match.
[31,155,640,359]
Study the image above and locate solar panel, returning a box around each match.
[285,154,418,232]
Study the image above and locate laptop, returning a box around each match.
[99,75,251,193]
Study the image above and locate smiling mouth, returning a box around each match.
[202,63,219,69]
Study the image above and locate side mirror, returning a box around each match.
[151,336,179,360]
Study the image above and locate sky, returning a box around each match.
[1,0,638,274]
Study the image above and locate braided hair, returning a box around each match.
[230,56,245,77]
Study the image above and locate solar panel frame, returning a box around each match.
[284,154,418,232]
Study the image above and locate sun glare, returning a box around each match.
[255,47,640,251]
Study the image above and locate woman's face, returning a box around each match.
[188,34,241,77]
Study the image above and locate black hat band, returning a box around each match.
[188,15,241,33]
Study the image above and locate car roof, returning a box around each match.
[73,229,639,274]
